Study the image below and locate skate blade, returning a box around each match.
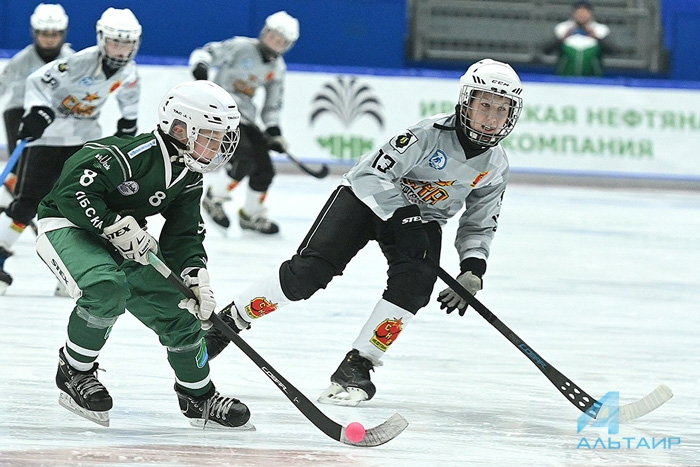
[0,283,8,296]
[58,392,110,427]
[188,419,256,431]
[317,382,368,407]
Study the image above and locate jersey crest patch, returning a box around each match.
[429,150,447,170]
[117,181,139,196]
[390,130,417,154]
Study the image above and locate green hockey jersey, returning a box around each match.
[37,130,207,275]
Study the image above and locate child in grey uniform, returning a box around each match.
[201,59,525,405]
[189,11,299,234]
[0,8,141,294]
[0,4,74,210]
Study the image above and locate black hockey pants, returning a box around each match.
[225,124,275,192]
[8,144,82,225]
[279,185,442,314]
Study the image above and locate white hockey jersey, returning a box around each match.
[189,37,285,128]
[344,112,509,262]
[23,46,140,147]
[0,44,75,109]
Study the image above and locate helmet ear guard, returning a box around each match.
[458,59,524,147]
[158,81,241,173]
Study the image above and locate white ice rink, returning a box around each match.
[0,171,698,466]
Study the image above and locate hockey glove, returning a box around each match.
[17,106,55,141]
[115,118,137,137]
[103,216,158,266]
[264,126,288,153]
[437,257,486,316]
[192,62,209,81]
[178,268,216,330]
[388,204,429,260]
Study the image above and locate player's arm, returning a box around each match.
[49,145,129,233]
[114,66,140,137]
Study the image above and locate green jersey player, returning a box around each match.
[35,80,249,428]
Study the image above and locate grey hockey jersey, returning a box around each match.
[0,43,75,109]
[343,112,510,263]
[23,46,140,147]
[189,37,285,128]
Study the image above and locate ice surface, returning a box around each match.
[1,172,698,466]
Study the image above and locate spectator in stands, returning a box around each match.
[543,1,614,76]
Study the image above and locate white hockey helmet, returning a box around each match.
[259,11,299,56]
[31,4,68,31]
[158,81,241,173]
[96,8,142,69]
[458,59,524,147]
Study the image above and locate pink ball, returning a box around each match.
[345,421,366,443]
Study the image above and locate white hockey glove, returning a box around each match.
[437,258,486,316]
[178,268,216,330]
[103,216,157,266]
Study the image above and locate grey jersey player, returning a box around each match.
[189,11,299,234]
[0,4,73,208]
[200,59,525,405]
[0,7,141,294]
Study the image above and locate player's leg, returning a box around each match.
[205,185,375,358]
[36,227,128,426]
[124,262,251,428]
[236,125,278,234]
[0,108,24,211]
[320,221,443,405]
[0,145,80,293]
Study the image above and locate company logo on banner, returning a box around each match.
[309,76,385,162]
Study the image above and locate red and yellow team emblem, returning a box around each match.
[370,318,404,351]
[470,171,489,188]
[245,296,277,319]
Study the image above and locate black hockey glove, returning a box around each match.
[17,106,55,141]
[264,126,288,153]
[437,257,486,316]
[115,118,138,137]
[388,204,429,260]
[192,62,209,80]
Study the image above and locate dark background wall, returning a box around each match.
[1,0,699,80]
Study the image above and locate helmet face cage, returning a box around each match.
[183,127,240,173]
[96,8,141,69]
[159,81,242,173]
[459,87,522,147]
[458,59,523,147]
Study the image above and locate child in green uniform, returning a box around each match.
[35,80,248,428]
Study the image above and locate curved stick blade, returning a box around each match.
[619,384,673,423]
[341,413,409,447]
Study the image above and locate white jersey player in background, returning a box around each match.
[0,7,141,294]
[0,3,74,211]
[194,59,525,405]
[189,11,299,234]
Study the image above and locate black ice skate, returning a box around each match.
[204,301,249,360]
[0,244,13,295]
[202,187,231,229]
[176,385,253,430]
[318,349,377,406]
[56,347,113,426]
[238,208,279,234]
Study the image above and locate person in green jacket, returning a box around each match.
[544,1,614,76]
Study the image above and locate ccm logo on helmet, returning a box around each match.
[491,79,511,87]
